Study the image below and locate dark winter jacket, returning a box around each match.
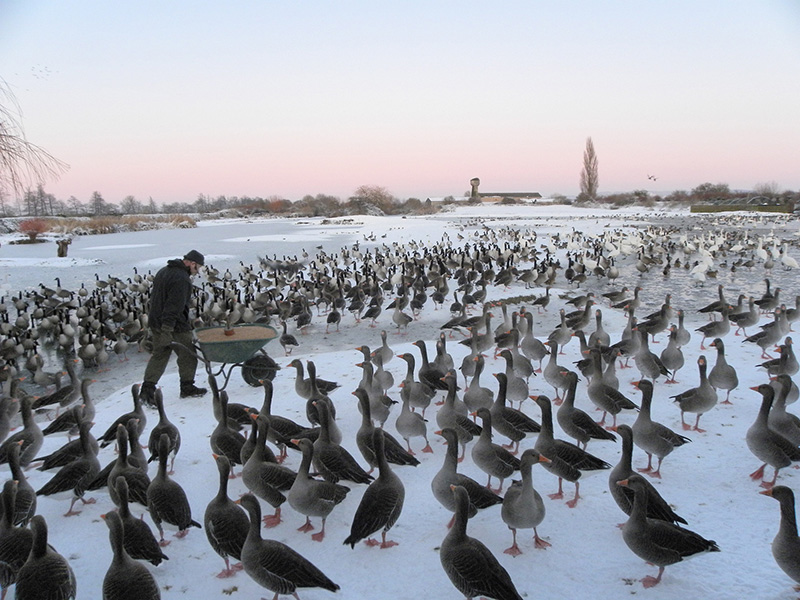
[148,259,194,332]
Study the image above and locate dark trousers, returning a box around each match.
[143,328,198,384]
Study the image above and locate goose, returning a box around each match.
[397,352,435,417]
[760,485,800,589]
[695,304,731,350]
[471,408,521,493]
[675,309,691,347]
[0,396,42,468]
[586,348,638,431]
[146,388,181,473]
[633,328,669,382]
[729,296,759,336]
[286,359,340,399]
[768,374,800,445]
[353,388,419,470]
[35,417,100,516]
[101,511,161,600]
[431,428,503,527]
[556,370,616,449]
[13,515,77,600]
[608,427,687,525]
[671,356,717,432]
[412,339,449,392]
[759,337,799,377]
[114,478,169,567]
[0,480,34,599]
[241,415,296,528]
[631,380,691,479]
[287,438,349,542]
[239,493,340,597]
[440,485,523,600]
[5,442,36,525]
[745,308,785,359]
[659,325,685,384]
[487,372,541,454]
[210,390,245,477]
[501,449,552,554]
[519,311,548,372]
[41,378,95,438]
[588,308,611,348]
[343,428,405,549]
[279,320,299,355]
[747,384,800,489]
[533,394,611,508]
[205,455,248,577]
[617,476,719,588]
[311,400,372,485]
[395,382,433,454]
[146,434,202,544]
[463,354,494,414]
[104,424,151,508]
[97,383,146,448]
[543,341,569,403]
[708,338,739,404]
[435,372,482,462]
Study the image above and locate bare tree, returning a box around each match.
[579,137,598,200]
[0,79,68,198]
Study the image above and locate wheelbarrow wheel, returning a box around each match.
[242,354,278,386]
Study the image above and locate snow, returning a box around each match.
[1,203,799,599]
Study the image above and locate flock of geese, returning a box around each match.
[2,210,800,598]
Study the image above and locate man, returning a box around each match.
[140,249,207,406]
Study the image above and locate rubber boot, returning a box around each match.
[180,380,208,398]
[140,381,157,407]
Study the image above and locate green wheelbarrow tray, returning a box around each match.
[186,324,280,389]
[194,324,278,363]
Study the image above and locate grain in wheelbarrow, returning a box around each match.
[196,326,277,344]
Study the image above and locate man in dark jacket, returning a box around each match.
[140,249,207,405]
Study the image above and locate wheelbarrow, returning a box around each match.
[176,323,280,391]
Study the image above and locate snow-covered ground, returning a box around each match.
[2,203,800,599]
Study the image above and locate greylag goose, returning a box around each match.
[695,304,731,350]
[435,372,481,462]
[501,449,552,554]
[489,373,540,454]
[745,308,784,359]
[114,477,169,566]
[463,354,494,414]
[205,454,249,578]
[14,515,77,600]
[556,370,616,449]
[279,319,299,355]
[631,379,691,478]
[106,423,151,507]
[397,352,435,417]
[0,480,34,599]
[586,348,638,431]
[729,296,759,336]
[210,390,245,477]
[759,337,799,377]
[241,415,296,528]
[440,485,523,600]
[287,438,350,542]
[633,329,669,382]
[256,379,308,462]
[675,309,691,347]
[708,338,739,404]
[146,388,181,473]
[671,356,717,432]
[617,476,719,588]
[543,341,569,403]
[471,408,521,493]
[609,428,687,525]
[6,442,36,525]
[498,349,529,407]
[287,359,340,398]
[311,400,372,484]
[304,361,341,443]
[760,485,800,589]
[547,309,572,350]
[659,325,684,384]
[353,389,419,470]
[413,339,449,392]
[101,511,161,600]
[239,493,340,597]
[0,396,42,468]
[395,382,433,454]
[588,308,611,348]
[375,329,394,365]
[35,416,100,516]
[344,428,405,549]
[41,378,95,437]
[768,374,800,445]
[97,383,146,448]
[519,311,548,372]
[431,428,503,527]
[747,384,800,489]
[533,394,611,508]
[146,433,201,544]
